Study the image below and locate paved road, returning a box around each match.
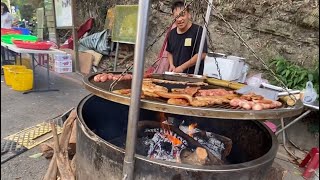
[1,66,89,180]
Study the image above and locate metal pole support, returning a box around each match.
[122,1,151,180]
[71,0,80,73]
[275,110,312,136]
[194,0,213,75]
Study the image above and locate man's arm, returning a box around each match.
[167,52,176,72]
[174,53,207,73]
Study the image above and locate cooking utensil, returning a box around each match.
[236,85,279,100]
[152,72,205,83]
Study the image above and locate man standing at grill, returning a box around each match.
[166,0,208,75]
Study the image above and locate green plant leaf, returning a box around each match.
[300,73,307,82]
[285,70,291,78]
[308,74,314,81]
[269,60,278,67]
[293,78,298,86]
[292,71,297,79]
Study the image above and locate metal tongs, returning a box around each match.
[109,63,134,91]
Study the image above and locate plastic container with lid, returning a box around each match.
[204,53,245,81]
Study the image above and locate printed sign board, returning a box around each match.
[54,0,73,27]
[111,5,138,44]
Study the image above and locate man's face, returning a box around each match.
[173,7,191,30]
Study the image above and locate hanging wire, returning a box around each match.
[202,0,297,101]
[198,6,222,79]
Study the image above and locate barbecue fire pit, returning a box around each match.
[75,73,304,180]
[77,94,276,180]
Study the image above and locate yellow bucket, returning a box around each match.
[15,57,32,69]
[2,65,26,86]
[12,69,33,91]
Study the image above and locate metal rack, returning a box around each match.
[83,73,304,120]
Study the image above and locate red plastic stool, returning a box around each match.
[300,147,319,179]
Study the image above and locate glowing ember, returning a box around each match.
[188,123,197,137]
[164,133,182,146]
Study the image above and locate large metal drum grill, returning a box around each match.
[75,73,304,180]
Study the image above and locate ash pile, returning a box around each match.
[137,121,232,166]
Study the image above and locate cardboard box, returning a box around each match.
[54,66,72,73]
[59,48,94,75]
[47,54,72,72]
[54,54,72,61]
[54,60,72,67]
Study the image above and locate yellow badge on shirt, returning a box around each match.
[184,38,192,47]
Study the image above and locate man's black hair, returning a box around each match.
[1,2,10,14]
[171,0,190,13]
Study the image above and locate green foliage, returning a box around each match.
[11,0,43,21]
[268,56,319,95]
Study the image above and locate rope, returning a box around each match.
[203,0,297,101]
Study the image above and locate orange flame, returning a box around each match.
[164,133,182,146]
[188,123,197,137]
[158,112,182,146]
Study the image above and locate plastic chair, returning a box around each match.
[300,147,319,179]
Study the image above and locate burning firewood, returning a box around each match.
[43,109,77,180]
[138,121,224,165]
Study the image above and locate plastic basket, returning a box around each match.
[1,28,22,35]
[12,27,30,35]
[1,34,38,44]
[2,65,26,86]
[12,69,33,91]
[12,40,52,50]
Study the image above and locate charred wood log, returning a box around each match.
[180,147,209,166]
[138,121,224,165]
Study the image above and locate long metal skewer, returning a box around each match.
[109,63,134,91]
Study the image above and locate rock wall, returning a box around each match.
[76,0,319,71]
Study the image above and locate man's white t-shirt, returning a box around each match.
[1,12,13,28]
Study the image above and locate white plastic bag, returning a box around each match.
[303,81,317,103]
[246,73,263,88]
